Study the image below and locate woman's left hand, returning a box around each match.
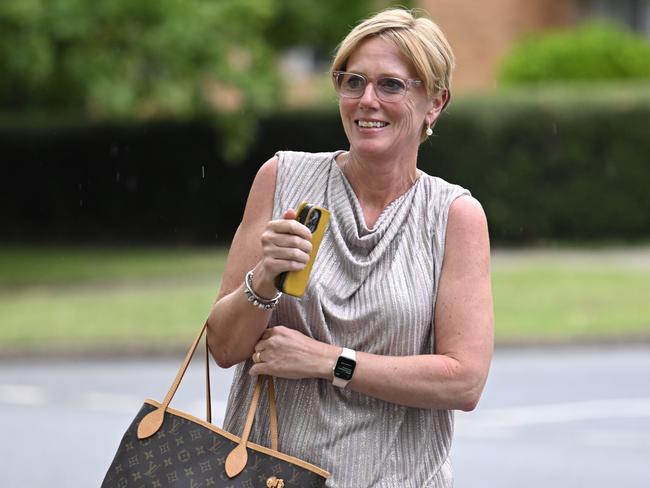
[249,326,337,380]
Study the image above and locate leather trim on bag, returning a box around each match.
[143,399,331,478]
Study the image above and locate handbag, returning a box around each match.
[101,321,330,487]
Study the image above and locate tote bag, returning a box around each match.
[101,321,330,487]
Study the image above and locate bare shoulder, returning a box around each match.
[240,156,278,226]
[444,195,490,268]
[256,154,279,186]
[447,195,488,235]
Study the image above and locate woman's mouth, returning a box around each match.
[356,120,389,128]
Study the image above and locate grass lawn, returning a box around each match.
[1,245,649,353]
[491,248,650,343]
[0,246,226,352]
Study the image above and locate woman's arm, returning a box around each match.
[249,195,494,411]
[207,156,313,368]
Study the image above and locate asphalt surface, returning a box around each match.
[1,346,649,487]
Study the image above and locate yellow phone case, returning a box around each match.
[276,202,330,297]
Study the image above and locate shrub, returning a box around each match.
[499,22,650,85]
[2,86,650,244]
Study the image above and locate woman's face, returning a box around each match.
[338,36,441,161]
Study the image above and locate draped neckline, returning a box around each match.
[325,152,423,269]
[329,152,423,235]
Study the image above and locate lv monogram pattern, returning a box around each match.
[102,403,326,488]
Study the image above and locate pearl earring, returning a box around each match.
[426,124,433,137]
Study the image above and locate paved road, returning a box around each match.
[1,346,649,487]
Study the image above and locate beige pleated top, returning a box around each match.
[223,150,470,488]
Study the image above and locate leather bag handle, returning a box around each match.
[136,320,279,455]
[224,375,277,477]
[205,333,212,423]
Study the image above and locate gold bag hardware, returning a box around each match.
[267,476,285,487]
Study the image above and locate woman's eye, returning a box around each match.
[379,78,405,93]
[345,76,364,90]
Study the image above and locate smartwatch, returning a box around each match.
[332,348,356,388]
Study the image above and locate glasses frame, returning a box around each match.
[332,71,423,103]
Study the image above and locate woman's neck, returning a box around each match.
[339,150,420,206]
[337,149,421,228]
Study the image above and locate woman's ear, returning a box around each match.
[430,89,449,117]
[422,90,450,141]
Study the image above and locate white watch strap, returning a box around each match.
[332,347,356,388]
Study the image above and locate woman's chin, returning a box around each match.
[350,138,395,158]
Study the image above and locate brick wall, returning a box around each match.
[420,0,583,91]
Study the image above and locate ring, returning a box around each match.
[253,351,262,364]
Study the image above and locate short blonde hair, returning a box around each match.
[330,8,455,104]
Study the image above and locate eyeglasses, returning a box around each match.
[332,71,423,103]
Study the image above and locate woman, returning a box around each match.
[207,7,493,488]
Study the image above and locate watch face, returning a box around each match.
[334,356,356,381]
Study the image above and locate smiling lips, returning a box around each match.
[356,120,389,128]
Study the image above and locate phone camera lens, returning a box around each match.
[307,210,321,232]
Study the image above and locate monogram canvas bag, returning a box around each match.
[101,322,330,487]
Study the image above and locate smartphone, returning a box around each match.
[275,202,330,297]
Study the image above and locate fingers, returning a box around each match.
[253,326,279,352]
[282,208,298,220]
[263,232,312,255]
[258,252,309,278]
[249,362,266,376]
[268,216,313,242]
[249,342,269,376]
[249,327,285,376]
[248,329,316,380]
[256,210,314,282]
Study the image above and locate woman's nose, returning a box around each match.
[358,82,380,107]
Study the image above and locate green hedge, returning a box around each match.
[2,86,650,244]
[424,86,650,242]
[499,22,650,84]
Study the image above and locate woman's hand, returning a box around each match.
[251,209,314,299]
[249,326,338,380]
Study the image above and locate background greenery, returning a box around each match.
[0,0,400,158]
[0,0,397,115]
[499,21,650,85]
[0,0,277,116]
[1,246,648,353]
[2,4,649,353]
[3,84,650,244]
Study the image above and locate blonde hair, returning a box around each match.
[330,8,455,104]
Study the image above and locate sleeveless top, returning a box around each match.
[223,150,471,488]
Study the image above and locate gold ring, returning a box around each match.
[253,351,262,364]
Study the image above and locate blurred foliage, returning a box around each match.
[432,85,650,242]
[0,0,395,116]
[499,21,650,85]
[0,0,279,117]
[263,0,412,57]
[3,85,650,244]
[0,0,390,158]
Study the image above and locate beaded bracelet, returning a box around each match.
[244,270,282,310]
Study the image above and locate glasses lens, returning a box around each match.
[334,72,412,102]
[377,77,407,101]
[336,72,366,98]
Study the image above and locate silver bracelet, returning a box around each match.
[243,270,282,310]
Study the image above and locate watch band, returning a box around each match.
[332,347,356,388]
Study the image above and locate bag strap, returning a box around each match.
[137,320,279,453]
[205,334,212,423]
[225,375,277,478]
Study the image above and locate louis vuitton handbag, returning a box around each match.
[101,321,330,487]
